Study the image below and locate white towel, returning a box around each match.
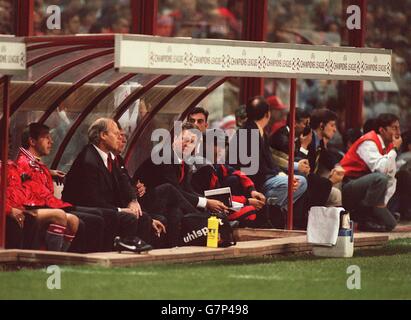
[307,206,345,246]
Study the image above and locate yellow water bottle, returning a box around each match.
[207,215,219,248]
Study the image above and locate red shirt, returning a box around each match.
[0,160,34,214]
[15,148,72,209]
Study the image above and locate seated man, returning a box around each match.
[3,159,79,251]
[135,122,229,215]
[16,123,104,253]
[232,96,307,228]
[62,118,164,251]
[294,108,345,208]
[340,113,400,231]
[192,128,266,227]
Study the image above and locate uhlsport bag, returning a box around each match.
[180,212,236,247]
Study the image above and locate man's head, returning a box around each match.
[187,107,209,133]
[114,121,128,154]
[203,129,228,163]
[288,108,310,136]
[401,130,411,153]
[375,113,401,145]
[21,123,53,157]
[88,118,120,153]
[310,108,338,140]
[235,104,247,128]
[173,122,201,159]
[246,96,271,128]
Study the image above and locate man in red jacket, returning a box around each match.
[2,160,79,251]
[340,113,401,231]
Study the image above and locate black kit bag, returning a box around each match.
[180,212,236,248]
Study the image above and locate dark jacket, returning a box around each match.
[62,144,131,210]
[133,153,202,208]
[232,120,279,190]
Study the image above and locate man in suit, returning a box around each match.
[136,122,229,213]
[269,108,311,155]
[232,96,308,228]
[63,118,164,250]
[134,122,232,245]
[296,108,345,207]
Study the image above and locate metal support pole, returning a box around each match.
[0,76,10,249]
[287,78,297,230]
[130,0,158,35]
[345,0,366,130]
[239,0,267,104]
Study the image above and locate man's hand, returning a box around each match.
[299,131,312,149]
[50,170,66,185]
[393,135,403,150]
[135,180,146,198]
[10,208,25,228]
[206,199,229,214]
[250,190,266,203]
[128,201,143,217]
[329,166,345,185]
[293,177,300,192]
[248,198,265,210]
[297,159,310,175]
[152,219,166,237]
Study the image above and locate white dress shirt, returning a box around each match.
[356,134,397,204]
[175,153,207,209]
[93,144,111,169]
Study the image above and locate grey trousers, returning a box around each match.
[342,173,397,229]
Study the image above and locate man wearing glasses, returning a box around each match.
[340,113,402,232]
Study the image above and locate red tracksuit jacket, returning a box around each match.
[15,148,72,209]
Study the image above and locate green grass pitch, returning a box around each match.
[1,238,410,300]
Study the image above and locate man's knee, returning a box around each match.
[326,187,342,207]
[296,176,308,193]
[370,173,389,189]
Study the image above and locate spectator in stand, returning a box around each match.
[62,10,81,34]
[266,95,288,136]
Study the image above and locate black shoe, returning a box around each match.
[392,211,401,222]
[114,236,153,253]
[358,221,387,232]
[229,220,240,229]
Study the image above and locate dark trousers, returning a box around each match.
[64,207,104,253]
[342,173,396,227]
[396,169,411,218]
[306,173,332,207]
[5,215,37,249]
[142,183,199,247]
[71,206,152,251]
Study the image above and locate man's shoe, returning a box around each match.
[229,220,240,229]
[114,236,153,253]
[392,211,401,222]
[358,221,387,232]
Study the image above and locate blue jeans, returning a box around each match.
[262,174,307,210]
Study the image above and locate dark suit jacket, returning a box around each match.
[296,131,340,174]
[115,155,138,204]
[232,120,279,190]
[269,125,305,160]
[269,125,290,154]
[133,153,202,208]
[62,144,130,210]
